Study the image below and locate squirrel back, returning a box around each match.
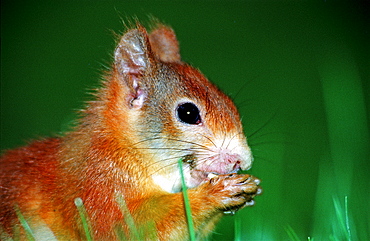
[0,23,261,240]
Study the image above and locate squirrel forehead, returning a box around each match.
[161,63,218,97]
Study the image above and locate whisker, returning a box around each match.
[235,98,257,110]
[147,154,191,167]
[148,148,214,169]
[146,149,217,176]
[231,81,253,103]
[128,136,164,147]
[198,133,217,149]
[128,147,204,152]
[147,157,193,177]
[220,124,228,149]
[247,110,279,139]
[165,138,213,152]
[249,140,296,147]
[233,131,249,153]
[129,136,214,153]
[224,132,241,151]
[230,74,261,104]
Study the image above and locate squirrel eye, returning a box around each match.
[176,102,201,125]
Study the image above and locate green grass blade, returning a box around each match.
[333,195,353,241]
[284,225,300,241]
[74,198,93,241]
[234,215,241,241]
[344,196,352,241]
[115,194,141,240]
[178,159,196,241]
[14,206,35,241]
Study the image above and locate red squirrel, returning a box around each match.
[0,23,262,240]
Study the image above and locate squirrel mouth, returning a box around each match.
[187,165,242,188]
[182,154,244,188]
[192,168,240,180]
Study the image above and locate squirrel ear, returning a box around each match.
[114,26,153,109]
[115,25,153,78]
[149,25,181,63]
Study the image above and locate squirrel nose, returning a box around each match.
[220,150,253,172]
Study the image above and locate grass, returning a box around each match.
[74,198,93,241]
[7,193,361,241]
[178,159,196,241]
[14,205,35,241]
[285,196,353,241]
[115,193,157,240]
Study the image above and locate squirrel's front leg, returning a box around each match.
[138,174,261,240]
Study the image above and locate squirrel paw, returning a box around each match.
[206,173,262,214]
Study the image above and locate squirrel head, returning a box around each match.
[96,23,253,193]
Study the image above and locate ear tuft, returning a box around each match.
[149,25,181,63]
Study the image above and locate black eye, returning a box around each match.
[176,102,201,125]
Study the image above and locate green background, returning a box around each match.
[1,1,369,240]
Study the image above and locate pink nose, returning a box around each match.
[221,153,242,172]
[201,152,243,174]
[220,152,240,163]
